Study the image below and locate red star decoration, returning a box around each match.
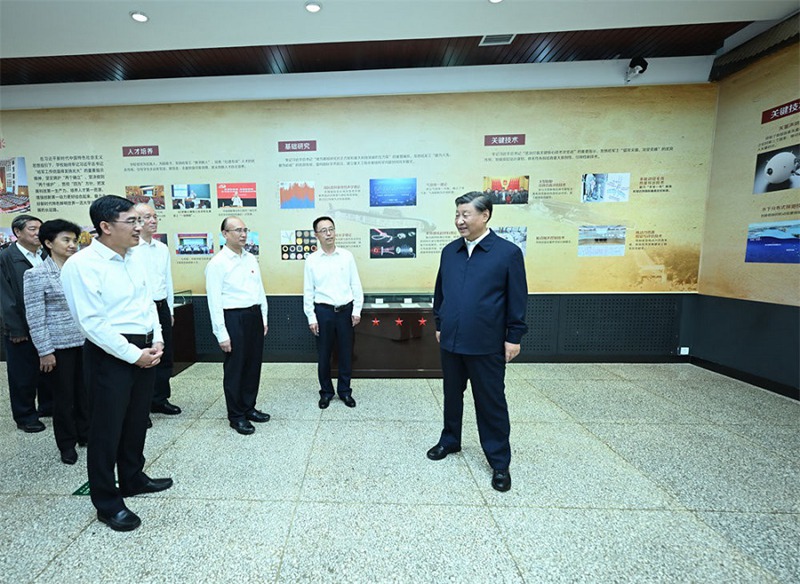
[395,317,404,326]
[418,317,427,326]
[372,318,380,326]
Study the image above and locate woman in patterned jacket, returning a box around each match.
[23,219,88,465]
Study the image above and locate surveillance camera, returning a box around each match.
[625,57,649,83]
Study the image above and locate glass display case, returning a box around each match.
[348,293,441,378]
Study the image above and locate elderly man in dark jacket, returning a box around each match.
[0,214,53,432]
[427,192,528,493]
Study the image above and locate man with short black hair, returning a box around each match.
[0,214,53,432]
[62,195,173,532]
[303,216,363,409]
[427,191,528,493]
[205,216,269,435]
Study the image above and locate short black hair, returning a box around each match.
[221,216,241,232]
[313,216,335,232]
[89,195,134,233]
[455,191,493,220]
[11,214,42,235]
[38,219,82,249]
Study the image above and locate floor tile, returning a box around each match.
[638,376,800,426]
[474,421,679,510]
[509,362,623,380]
[0,494,94,584]
[279,502,523,583]
[587,422,800,512]
[33,498,296,584]
[149,418,316,501]
[698,511,800,584]
[492,507,777,583]
[534,379,710,424]
[301,419,485,506]
[0,361,794,583]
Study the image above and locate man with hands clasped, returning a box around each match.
[61,195,173,532]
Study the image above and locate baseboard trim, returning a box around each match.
[690,357,799,401]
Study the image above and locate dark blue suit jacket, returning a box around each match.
[0,243,35,338]
[434,229,528,355]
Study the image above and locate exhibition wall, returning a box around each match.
[692,44,799,396]
[700,45,799,305]
[1,84,718,296]
[0,43,797,395]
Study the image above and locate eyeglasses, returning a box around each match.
[225,228,250,234]
[112,218,145,226]
[315,228,335,235]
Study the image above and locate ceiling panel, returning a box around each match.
[0,22,752,86]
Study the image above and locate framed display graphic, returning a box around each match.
[0,83,743,296]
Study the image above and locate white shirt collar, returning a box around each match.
[15,242,42,262]
[464,228,491,254]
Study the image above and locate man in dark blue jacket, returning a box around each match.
[427,191,528,492]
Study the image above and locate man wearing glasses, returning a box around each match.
[61,195,172,531]
[133,203,182,422]
[303,216,363,409]
[205,216,269,435]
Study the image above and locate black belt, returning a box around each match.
[155,299,168,310]
[122,331,154,348]
[315,301,353,313]
[224,304,260,313]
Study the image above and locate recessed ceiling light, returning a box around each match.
[488,0,504,4]
[305,1,322,13]
[129,11,149,23]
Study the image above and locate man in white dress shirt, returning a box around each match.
[205,216,270,435]
[61,195,173,532]
[133,203,182,418]
[303,216,363,409]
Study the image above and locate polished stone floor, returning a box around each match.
[1,362,798,583]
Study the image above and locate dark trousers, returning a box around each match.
[222,306,263,422]
[5,335,53,424]
[84,340,154,515]
[439,348,511,470]
[314,303,354,398]
[152,299,174,405]
[49,346,89,452]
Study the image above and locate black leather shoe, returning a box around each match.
[492,469,511,492]
[17,420,46,433]
[97,508,141,532]
[151,401,182,415]
[318,396,332,409]
[230,419,255,435]
[121,477,173,497]
[426,444,461,461]
[246,409,271,423]
[147,417,153,429]
[60,447,78,465]
[341,395,356,408]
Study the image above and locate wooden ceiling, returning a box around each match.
[0,21,751,86]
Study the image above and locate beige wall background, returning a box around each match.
[1,84,722,296]
[699,45,800,306]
